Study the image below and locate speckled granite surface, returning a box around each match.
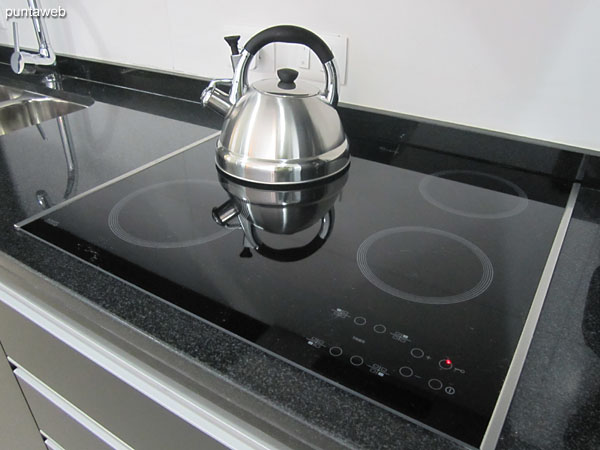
[0,69,599,449]
[496,187,600,450]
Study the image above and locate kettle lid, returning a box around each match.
[253,68,320,97]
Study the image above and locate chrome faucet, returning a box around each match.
[10,0,56,74]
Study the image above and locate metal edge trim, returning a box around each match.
[62,74,206,105]
[14,131,220,229]
[0,277,285,450]
[480,181,581,450]
[576,154,588,182]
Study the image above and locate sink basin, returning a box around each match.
[0,85,28,101]
[0,84,89,136]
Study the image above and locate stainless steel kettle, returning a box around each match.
[201,25,350,185]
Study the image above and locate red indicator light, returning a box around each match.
[439,358,453,370]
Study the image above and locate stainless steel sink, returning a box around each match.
[0,85,88,136]
[0,85,28,101]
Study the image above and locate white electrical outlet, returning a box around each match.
[298,45,310,69]
[222,25,275,75]
[275,32,348,85]
[322,33,348,85]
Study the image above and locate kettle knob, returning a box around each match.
[277,68,299,89]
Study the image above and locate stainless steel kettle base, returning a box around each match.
[215,141,350,186]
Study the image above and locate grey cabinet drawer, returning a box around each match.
[0,342,46,450]
[0,301,227,450]
[15,366,126,450]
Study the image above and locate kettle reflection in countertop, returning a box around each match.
[212,168,349,262]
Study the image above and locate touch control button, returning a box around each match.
[373,324,387,334]
[354,316,367,326]
[329,346,343,357]
[410,348,425,359]
[399,366,414,377]
[350,355,364,366]
[439,358,453,370]
[445,386,456,395]
[428,379,443,390]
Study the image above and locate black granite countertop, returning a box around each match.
[0,58,599,450]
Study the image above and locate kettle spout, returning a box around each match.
[201,79,234,116]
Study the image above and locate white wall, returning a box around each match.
[1,0,598,152]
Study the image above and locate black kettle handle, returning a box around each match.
[244,25,334,64]
[251,209,335,262]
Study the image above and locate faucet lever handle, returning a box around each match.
[10,22,25,74]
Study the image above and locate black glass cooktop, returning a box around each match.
[18,137,571,448]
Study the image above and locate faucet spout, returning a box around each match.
[29,0,54,58]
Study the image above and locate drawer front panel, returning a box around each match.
[0,301,227,450]
[15,366,125,450]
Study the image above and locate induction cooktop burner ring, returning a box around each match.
[357,226,493,304]
[419,169,529,219]
[108,179,231,248]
